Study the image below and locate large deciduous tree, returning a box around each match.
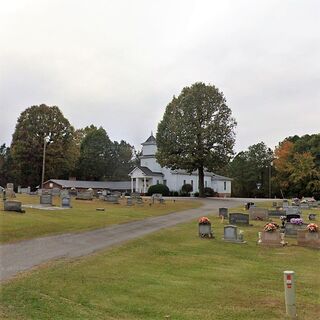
[10,104,76,188]
[156,82,236,197]
[77,127,112,181]
[273,134,320,198]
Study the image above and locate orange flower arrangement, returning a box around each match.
[307,223,318,233]
[198,217,211,225]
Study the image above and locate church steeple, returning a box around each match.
[141,133,156,146]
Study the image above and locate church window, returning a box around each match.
[224,181,227,190]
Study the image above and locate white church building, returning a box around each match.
[128,134,232,197]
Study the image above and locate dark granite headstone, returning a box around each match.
[268,210,285,217]
[40,194,53,205]
[308,214,317,221]
[229,213,249,225]
[4,200,24,213]
[61,196,71,208]
[219,208,228,218]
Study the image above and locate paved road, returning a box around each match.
[0,198,253,281]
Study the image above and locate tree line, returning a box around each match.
[0,104,137,189]
[226,134,320,199]
[1,82,319,199]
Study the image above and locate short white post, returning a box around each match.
[283,271,297,319]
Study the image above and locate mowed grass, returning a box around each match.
[1,205,319,319]
[0,195,201,243]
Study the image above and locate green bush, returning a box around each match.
[147,184,170,196]
[204,187,214,196]
[181,184,193,194]
[194,192,199,197]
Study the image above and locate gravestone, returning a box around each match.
[105,195,119,204]
[285,206,300,215]
[285,223,307,236]
[5,183,16,198]
[127,197,133,206]
[61,196,71,208]
[282,200,289,208]
[19,186,31,194]
[4,200,24,213]
[300,203,309,209]
[152,193,164,204]
[219,208,228,218]
[76,191,93,200]
[136,197,143,205]
[60,189,69,198]
[40,194,53,205]
[229,213,249,225]
[297,230,320,249]
[268,210,285,217]
[259,230,284,247]
[249,207,268,220]
[198,223,213,238]
[308,214,317,221]
[223,225,246,243]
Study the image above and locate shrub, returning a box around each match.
[194,192,199,197]
[181,184,193,194]
[204,187,214,196]
[147,184,170,196]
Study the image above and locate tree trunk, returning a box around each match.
[198,166,205,197]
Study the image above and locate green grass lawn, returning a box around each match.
[0,195,201,243]
[1,204,319,319]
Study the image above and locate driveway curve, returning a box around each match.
[0,198,251,281]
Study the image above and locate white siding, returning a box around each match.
[142,144,157,156]
[140,157,162,172]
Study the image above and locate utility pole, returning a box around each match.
[41,136,48,189]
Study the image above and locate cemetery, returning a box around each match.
[1,199,319,319]
[0,193,200,243]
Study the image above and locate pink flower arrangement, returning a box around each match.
[307,223,318,233]
[198,217,211,225]
[290,218,304,225]
[264,222,278,232]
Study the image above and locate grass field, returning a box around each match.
[0,195,201,243]
[1,203,319,319]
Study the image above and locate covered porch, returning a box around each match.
[130,176,153,194]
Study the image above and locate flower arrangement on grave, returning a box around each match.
[198,217,211,225]
[307,223,318,233]
[264,222,278,232]
[290,218,304,225]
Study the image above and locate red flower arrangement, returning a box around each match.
[198,217,211,225]
[307,223,318,233]
[264,222,278,232]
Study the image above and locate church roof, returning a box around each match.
[141,134,156,145]
[129,166,164,177]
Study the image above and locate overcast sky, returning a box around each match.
[1,0,319,153]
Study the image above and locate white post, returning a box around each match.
[131,178,134,193]
[144,177,146,193]
[135,178,138,193]
[283,271,297,319]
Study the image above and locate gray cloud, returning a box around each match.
[1,0,319,152]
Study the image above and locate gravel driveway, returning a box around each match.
[0,198,246,281]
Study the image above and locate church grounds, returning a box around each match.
[0,194,201,243]
[1,203,319,319]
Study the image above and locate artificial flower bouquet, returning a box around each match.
[264,222,278,232]
[290,218,304,225]
[198,217,211,225]
[307,223,318,233]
